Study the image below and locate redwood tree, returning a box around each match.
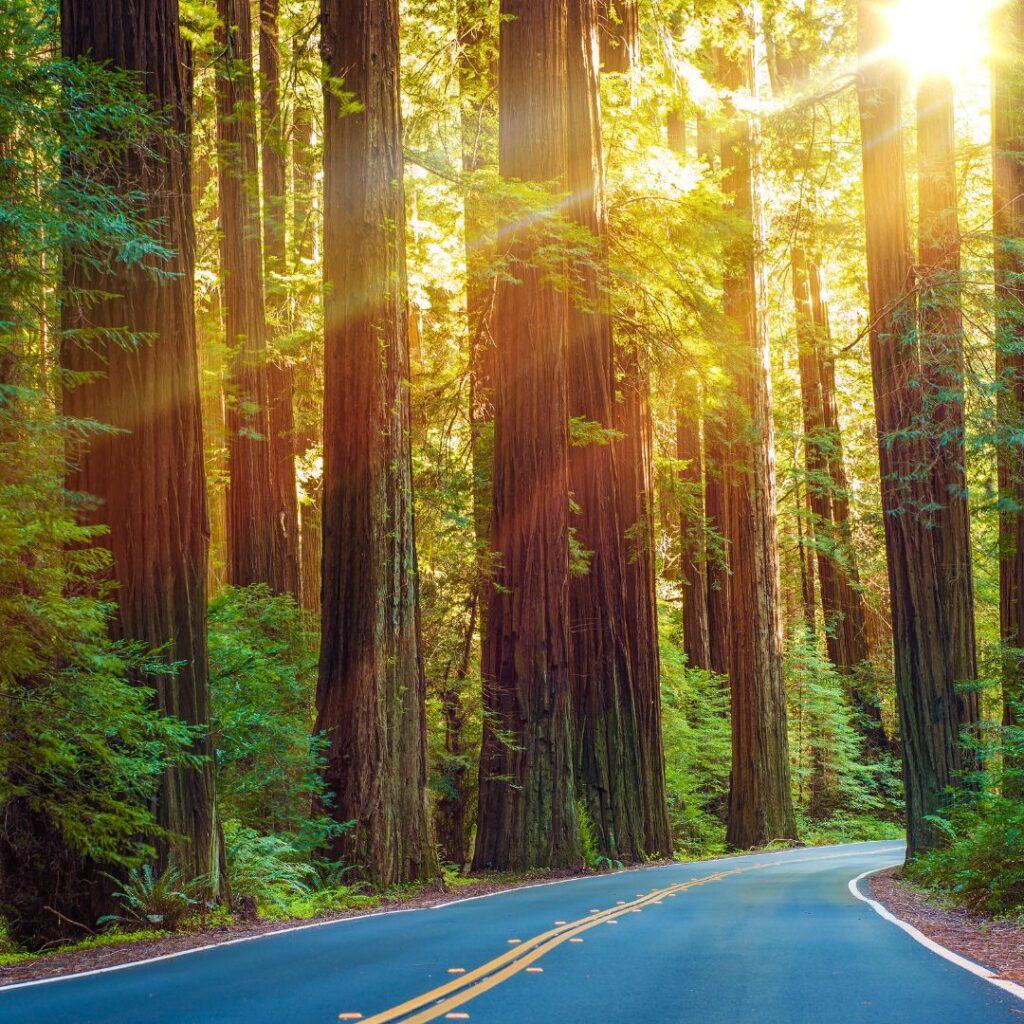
[473,0,581,871]
[615,344,672,855]
[60,0,216,878]
[677,384,711,671]
[719,22,796,849]
[857,0,976,855]
[792,256,869,662]
[565,0,650,860]
[216,0,286,591]
[259,0,301,598]
[597,0,638,73]
[316,0,436,885]
[995,0,1024,750]
[917,72,978,727]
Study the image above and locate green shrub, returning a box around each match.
[785,628,901,822]
[658,604,731,855]
[905,710,1024,915]
[905,796,1024,914]
[208,586,325,836]
[100,864,205,932]
[223,820,367,919]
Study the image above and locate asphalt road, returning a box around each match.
[2,841,1019,1023]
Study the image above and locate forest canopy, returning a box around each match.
[0,0,1021,952]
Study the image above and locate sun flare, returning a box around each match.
[885,0,994,83]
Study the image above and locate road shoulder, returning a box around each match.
[853,867,1024,1001]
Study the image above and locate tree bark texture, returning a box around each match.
[614,345,673,856]
[856,0,977,855]
[216,0,287,591]
[564,0,652,860]
[316,0,436,885]
[677,385,711,670]
[259,0,301,598]
[458,0,498,651]
[472,0,582,872]
[719,22,797,849]
[995,0,1024,750]
[290,76,322,618]
[916,74,979,738]
[60,0,216,879]
[597,0,638,73]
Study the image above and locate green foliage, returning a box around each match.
[0,927,170,966]
[0,0,199,892]
[905,795,1024,915]
[906,712,1024,915]
[100,864,205,932]
[658,605,731,855]
[222,820,370,919]
[785,628,901,822]
[208,587,365,918]
[208,586,324,837]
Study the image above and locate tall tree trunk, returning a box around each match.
[472,0,581,872]
[193,84,228,597]
[615,345,673,855]
[719,14,796,849]
[596,0,637,73]
[316,0,436,885]
[677,387,711,670]
[809,262,872,672]
[458,0,497,645]
[917,73,979,739]
[564,0,648,860]
[291,71,322,617]
[794,475,817,637]
[216,0,286,591]
[695,102,731,679]
[595,0,671,855]
[794,251,886,745]
[995,0,1024,763]
[259,0,301,598]
[667,84,711,673]
[60,0,216,881]
[705,412,731,677]
[856,0,976,856]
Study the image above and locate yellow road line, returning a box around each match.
[348,849,891,1024]
[356,870,742,1024]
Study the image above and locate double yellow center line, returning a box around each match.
[353,865,751,1024]
[344,848,887,1024]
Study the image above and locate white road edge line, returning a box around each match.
[0,841,900,995]
[849,866,1024,1003]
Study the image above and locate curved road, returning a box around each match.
[2,842,1019,1023]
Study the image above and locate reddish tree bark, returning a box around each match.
[473,0,581,871]
[677,387,711,671]
[596,0,638,73]
[793,251,886,748]
[290,72,322,618]
[666,87,711,673]
[565,0,652,860]
[995,0,1024,754]
[917,73,979,728]
[857,0,977,856]
[259,0,301,598]
[316,0,436,885]
[216,0,286,591]
[458,0,498,637]
[59,0,216,882]
[719,20,796,849]
[614,345,672,855]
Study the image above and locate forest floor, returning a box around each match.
[869,870,1024,983]
[0,863,676,986]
